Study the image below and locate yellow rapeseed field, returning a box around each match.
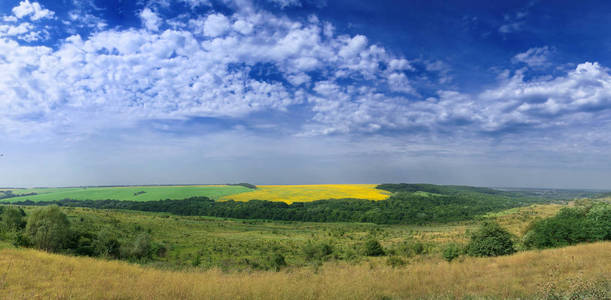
[220,184,391,203]
[0,242,608,299]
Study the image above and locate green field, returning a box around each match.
[0,185,252,202]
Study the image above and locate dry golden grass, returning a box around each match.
[0,242,608,299]
[220,184,390,203]
[491,203,564,236]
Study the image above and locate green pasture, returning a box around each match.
[0,185,251,202]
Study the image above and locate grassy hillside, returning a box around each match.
[0,203,567,269]
[220,184,390,203]
[0,242,608,299]
[0,185,252,202]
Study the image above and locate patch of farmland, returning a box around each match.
[220,184,390,203]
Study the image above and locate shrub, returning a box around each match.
[269,253,287,271]
[25,206,71,252]
[442,243,461,262]
[191,253,201,267]
[364,239,385,256]
[399,240,430,257]
[75,235,95,256]
[466,221,515,257]
[302,241,333,261]
[386,255,406,267]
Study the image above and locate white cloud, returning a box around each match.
[180,0,212,8]
[338,35,367,58]
[479,62,611,131]
[498,4,531,34]
[0,21,49,42]
[512,46,552,67]
[140,8,162,31]
[267,0,302,8]
[498,22,523,34]
[387,72,414,94]
[388,58,412,71]
[203,13,230,37]
[3,15,18,22]
[233,19,253,35]
[425,60,452,84]
[11,0,54,21]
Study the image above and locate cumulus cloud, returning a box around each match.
[203,13,230,37]
[140,8,162,31]
[480,62,611,130]
[1,0,610,148]
[11,0,54,21]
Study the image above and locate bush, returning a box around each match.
[466,221,515,257]
[442,243,461,262]
[302,241,333,261]
[364,239,385,256]
[25,206,71,252]
[386,255,406,267]
[75,235,95,256]
[398,240,429,257]
[269,253,287,271]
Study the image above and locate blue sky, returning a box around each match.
[1,0,611,188]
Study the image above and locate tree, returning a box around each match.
[25,206,71,252]
[93,229,121,258]
[466,221,515,257]
[0,206,26,232]
[129,232,152,260]
[364,239,385,256]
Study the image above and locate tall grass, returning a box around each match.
[0,242,608,299]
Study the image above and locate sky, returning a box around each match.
[1,0,611,188]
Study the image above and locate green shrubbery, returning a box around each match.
[523,201,610,249]
[363,239,385,256]
[466,221,515,257]
[442,243,462,262]
[0,205,164,262]
[302,241,334,261]
[25,206,72,252]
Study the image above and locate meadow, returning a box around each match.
[0,241,608,299]
[220,184,391,203]
[0,185,252,202]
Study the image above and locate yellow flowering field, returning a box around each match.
[220,184,390,203]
